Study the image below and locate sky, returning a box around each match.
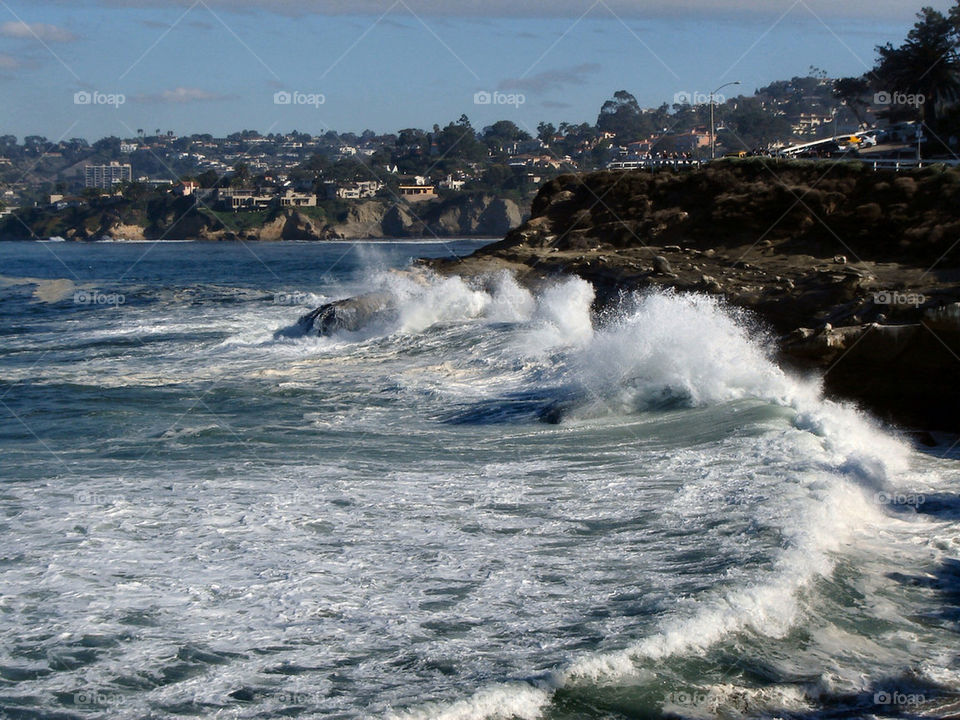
[0,0,954,141]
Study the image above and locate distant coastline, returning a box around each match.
[1,192,524,243]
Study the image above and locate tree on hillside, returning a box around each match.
[231,162,251,187]
[481,120,530,154]
[434,115,486,164]
[536,122,556,144]
[873,5,960,133]
[596,90,646,140]
[833,76,872,125]
[721,97,794,149]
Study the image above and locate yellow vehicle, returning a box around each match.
[723,150,748,158]
[838,135,863,146]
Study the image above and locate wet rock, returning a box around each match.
[297,292,393,335]
[652,255,673,275]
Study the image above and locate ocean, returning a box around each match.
[1,239,958,719]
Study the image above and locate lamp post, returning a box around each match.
[710,81,741,160]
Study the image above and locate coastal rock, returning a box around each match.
[652,255,673,275]
[332,201,388,239]
[924,302,960,332]
[422,160,960,430]
[382,204,419,237]
[476,198,522,237]
[298,291,393,334]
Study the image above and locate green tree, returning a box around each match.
[537,122,556,144]
[231,162,251,187]
[874,5,960,132]
[596,90,645,141]
[481,120,530,155]
[434,116,486,164]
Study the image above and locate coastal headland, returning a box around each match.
[313,159,960,432]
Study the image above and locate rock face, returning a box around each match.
[1,192,525,242]
[477,198,523,237]
[331,194,523,239]
[423,159,960,431]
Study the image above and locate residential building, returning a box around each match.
[173,181,200,196]
[398,184,436,201]
[324,181,383,200]
[217,188,274,210]
[437,174,465,191]
[279,189,317,207]
[84,162,132,189]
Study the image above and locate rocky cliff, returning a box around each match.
[422,159,960,432]
[0,193,524,242]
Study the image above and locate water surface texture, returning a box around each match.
[1,240,958,719]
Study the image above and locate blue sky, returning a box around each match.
[0,0,953,141]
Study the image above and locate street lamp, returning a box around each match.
[710,81,741,160]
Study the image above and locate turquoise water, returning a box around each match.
[1,240,958,719]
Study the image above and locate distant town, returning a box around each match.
[1,52,956,240]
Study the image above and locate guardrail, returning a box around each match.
[607,159,703,170]
[607,156,960,172]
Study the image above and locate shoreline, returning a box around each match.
[24,236,500,244]
[308,160,960,433]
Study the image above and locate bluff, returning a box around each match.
[0,192,522,242]
[423,159,960,432]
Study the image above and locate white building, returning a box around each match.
[85,162,132,189]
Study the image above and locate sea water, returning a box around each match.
[1,240,958,719]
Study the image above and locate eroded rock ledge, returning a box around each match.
[417,159,960,432]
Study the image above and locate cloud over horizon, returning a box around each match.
[0,21,76,42]
[499,63,602,94]
[133,87,232,104]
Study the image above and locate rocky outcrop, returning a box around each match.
[477,198,523,237]
[1,192,525,242]
[330,201,388,239]
[421,160,960,431]
[297,292,393,334]
[256,210,327,241]
[334,194,524,239]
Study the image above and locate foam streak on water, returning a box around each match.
[1,241,957,720]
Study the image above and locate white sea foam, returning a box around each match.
[6,262,953,720]
[389,275,921,720]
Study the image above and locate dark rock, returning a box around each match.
[297,292,393,335]
[652,256,673,275]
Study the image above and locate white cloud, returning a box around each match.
[134,87,231,103]
[0,53,20,69]
[0,21,76,42]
